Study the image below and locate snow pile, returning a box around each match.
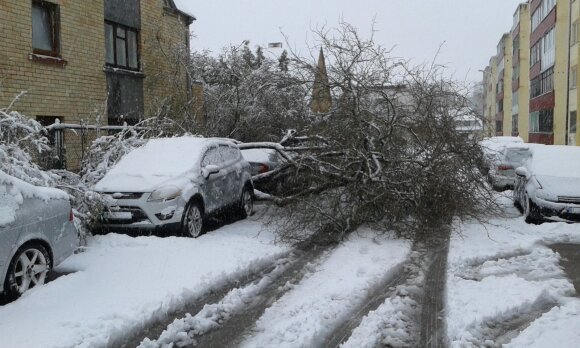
[341,251,425,348]
[446,193,580,346]
[505,298,580,347]
[239,231,410,348]
[0,216,288,348]
[0,169,69,227]
[94,136,212,192]
[139,256,298,348]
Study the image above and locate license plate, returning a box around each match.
[568,207,580,214]
[104,211,132,220]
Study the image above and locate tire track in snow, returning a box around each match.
[116,250,294,348]
[322,256,418,348]
[192,246,329,348]
[419,228,451,348]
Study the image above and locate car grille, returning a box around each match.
[558,196,580,204]
[104,206,149,224]
[104,192,143,200]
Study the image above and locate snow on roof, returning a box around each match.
[171,0,196,20]
[94,136,217,192]
[0,170,69,227]
[529,145,580,178]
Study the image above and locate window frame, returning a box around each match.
[105,21,140,71]
[32,0,60,57]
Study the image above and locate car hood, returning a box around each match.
[535,175,580,197]
[94,173,193,193]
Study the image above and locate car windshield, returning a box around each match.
[503,148,531,166]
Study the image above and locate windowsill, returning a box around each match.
[530,90,554,100]
[528,132,554,135]
[28,53,67,67]
[103,66,145,78]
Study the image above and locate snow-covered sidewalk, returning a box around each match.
[447,193,580,347]
[0,216,288,348]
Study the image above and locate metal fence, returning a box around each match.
[44,122,149,173]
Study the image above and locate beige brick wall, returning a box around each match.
[141,0,192,127]
[0,0,108,170]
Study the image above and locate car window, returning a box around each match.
[219,145,240,163]
[201,147,223,167]
[504,149,531,166]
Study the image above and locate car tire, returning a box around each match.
[523,193,542,224]
[182,200,204,238]
[513,190,522,212]
[4,243,52,301]
[237,185,254,219]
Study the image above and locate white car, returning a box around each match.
[488,144,537,190]
[94,137,254,237]
[514,145,580,223]
[1,171,78,300]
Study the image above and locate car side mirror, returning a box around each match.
[202,164,220,178]
[515,167,529,178]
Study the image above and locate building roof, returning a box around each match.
[166,0,196,24]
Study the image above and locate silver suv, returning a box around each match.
[1,171,78,300]
[94,137,254,237]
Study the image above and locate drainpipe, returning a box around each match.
[565,0,572,145]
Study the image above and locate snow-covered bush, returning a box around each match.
[80,127,148,187]
[0,97,57,186]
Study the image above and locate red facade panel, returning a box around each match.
[529,133,554,144]
[530,0,541,13]
[529,91,555,112]
[496,111,504,122]
[530,62,541,79]
[530,10,556,45]
[512,78,520,92]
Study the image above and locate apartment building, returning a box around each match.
[570,0,579,145]
[495,33,514,136]
[483,59,497,137]
[0,0,195,168]
[512,3,531,142]
[483,0,579,146]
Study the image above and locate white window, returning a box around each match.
[571,66,578,89]
[572,21,579,46]
[541,27,555,72]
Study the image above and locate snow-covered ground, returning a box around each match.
[447,192,580,347]
[238,229,411,348]
[0,215,288,348]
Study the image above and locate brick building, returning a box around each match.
[0,0,195,168]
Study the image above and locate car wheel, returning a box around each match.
[238,186,254,219]
[523,193,541,224]
[182,200,204,238]
[4,243,52,300]
[513,190,522,212]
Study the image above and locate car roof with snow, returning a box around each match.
[94,137,236,192]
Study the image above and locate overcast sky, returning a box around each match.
[176,0,522,83]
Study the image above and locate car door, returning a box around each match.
[200,146,227,213]
[219,145,243,205]
[0,184,23,281]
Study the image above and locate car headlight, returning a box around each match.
[148,186,182,202]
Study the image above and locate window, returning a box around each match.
[531,67,554,98]
[532,0,556,32]
[572,66,578,89]
[496,121,503,135]
[541,28,555,71]
[32,0,60,57]
[105,22,139,70]
[571,111,577,133]
[513,36,520,56]
[201,147,223,167]
[529,109,554,133]
[218,145,241,163]
[572,21,579,46]
[530,42,542,67]
[512,114,519,133]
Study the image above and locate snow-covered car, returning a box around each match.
[94,137,254,237]
[0,171,78,300]
[479,136,525,176]
[514,145,580,223]
[488,144,536,191]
